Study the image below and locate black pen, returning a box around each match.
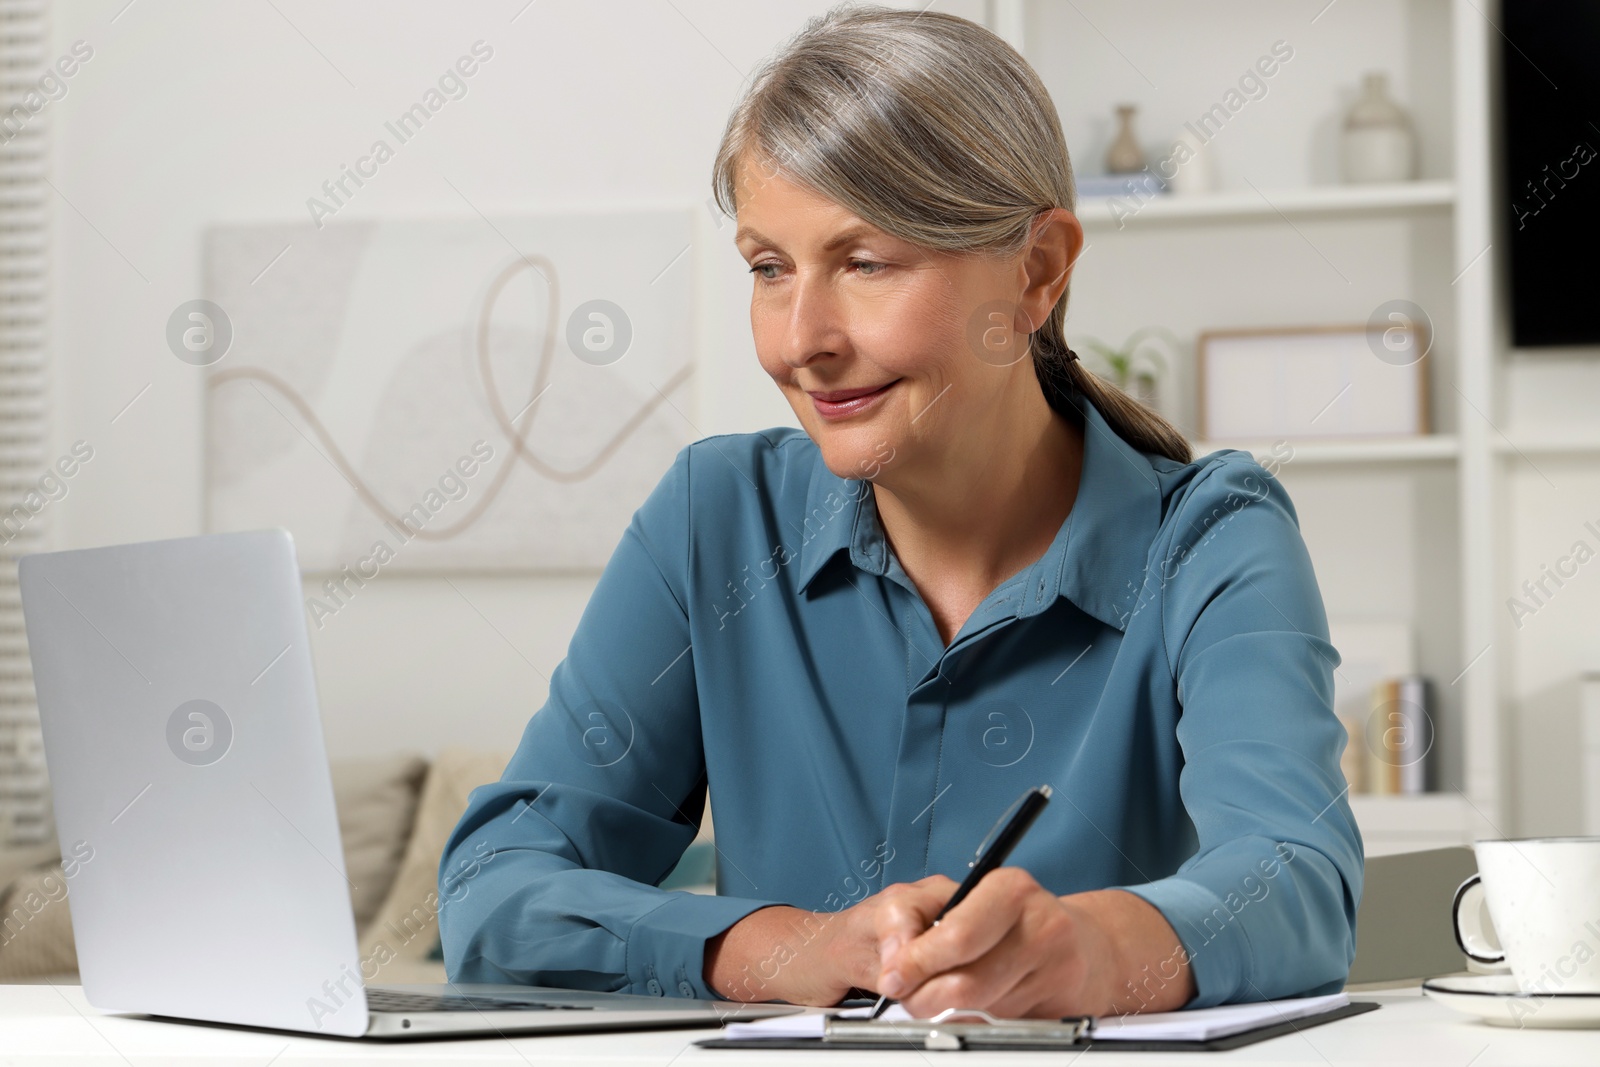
[868,783,1053,1019]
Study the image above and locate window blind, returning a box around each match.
[0,0,52,851]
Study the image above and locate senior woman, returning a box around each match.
[439,4,1361,1020]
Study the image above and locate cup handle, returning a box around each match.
[1452,874,1509,969]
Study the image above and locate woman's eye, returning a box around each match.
[747,260,885,281]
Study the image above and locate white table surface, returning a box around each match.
[0,983,1595,1066]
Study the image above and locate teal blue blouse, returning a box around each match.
[438,390,1362,1009]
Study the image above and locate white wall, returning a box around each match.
[41,0,1600,780]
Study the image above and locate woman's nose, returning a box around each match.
[777,270,848,369]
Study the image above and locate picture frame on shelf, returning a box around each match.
[1196,323,1430,441]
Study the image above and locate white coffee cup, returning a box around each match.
[1452,838,1600,994]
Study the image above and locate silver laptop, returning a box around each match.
[17,528,800,1039]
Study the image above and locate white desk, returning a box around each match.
[0,984,1594,1065]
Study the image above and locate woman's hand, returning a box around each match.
[875,868,1197,1018]
[703,876,960,1006]
[704,869,1195,1016]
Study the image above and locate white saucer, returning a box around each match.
[1423,974,1600,1028]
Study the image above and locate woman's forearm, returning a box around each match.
[1064,888,1197,1014]
[704,904,844,1004]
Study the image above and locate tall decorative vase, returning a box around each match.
[1340,72,1416,183]
[1106,104,1146,174]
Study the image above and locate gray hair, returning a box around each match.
[711,2,1191,463]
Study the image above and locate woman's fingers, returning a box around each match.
[872,875,958,964]
[878,867,1039,999]
[896,920,1039,1016]
[906,895,1089,1018]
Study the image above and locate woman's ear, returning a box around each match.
[1017,208,1084,333]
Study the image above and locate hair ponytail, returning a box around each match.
[1035,341,1192,464]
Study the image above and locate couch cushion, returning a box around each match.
[329,752,429,934]
[358,747,514,981]
[0,863,77,981]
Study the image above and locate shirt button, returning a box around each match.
[679,980,695,997]
[647,978,663,996]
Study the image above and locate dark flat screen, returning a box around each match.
[1502,1,1600,347]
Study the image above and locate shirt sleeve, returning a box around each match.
[1119,452,1364,1008]
[436,444,784,999]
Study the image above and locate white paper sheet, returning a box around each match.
[723,1003,910,1039]
[721,992,1349,1042]
[1090,992,1350,1041]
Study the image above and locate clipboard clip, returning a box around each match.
[825,1007,1094,1051]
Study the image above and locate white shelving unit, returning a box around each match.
[992,0,1508,856]
[1349,793,1489,856]
[1195,435,1461,465]
[1077,179,1455,227]
[1492,433,1600,458]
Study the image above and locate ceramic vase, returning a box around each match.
[1341,72,1416,183]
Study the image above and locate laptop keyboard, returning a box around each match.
[366,989,596,1014]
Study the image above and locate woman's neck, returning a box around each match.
[871,385,1084,612]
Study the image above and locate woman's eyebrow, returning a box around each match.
[735,223,880,253]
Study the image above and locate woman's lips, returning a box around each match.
[810,380,900,420]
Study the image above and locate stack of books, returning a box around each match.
[1338,674,1435,794]
[1076,171,1167,200]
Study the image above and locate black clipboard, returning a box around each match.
[696,1000,1379,1053]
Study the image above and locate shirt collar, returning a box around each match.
[792,390,1166,632]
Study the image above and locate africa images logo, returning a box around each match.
[165,699,233,766]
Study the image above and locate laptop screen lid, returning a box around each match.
[19,529,371,1037]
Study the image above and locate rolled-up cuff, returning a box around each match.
[625,891,784,1000]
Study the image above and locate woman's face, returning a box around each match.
[733,154,1066,484]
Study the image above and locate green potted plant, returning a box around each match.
[1075,325,1181,410]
